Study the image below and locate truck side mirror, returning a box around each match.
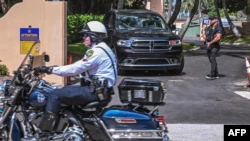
[169,24,176,31]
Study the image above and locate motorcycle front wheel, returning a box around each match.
[0,127,9,141]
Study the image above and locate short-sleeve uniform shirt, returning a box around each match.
[206,25,222,46]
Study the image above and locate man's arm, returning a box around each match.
[208,33,222,46]
[52,49,99,76]
[202,25,207,40]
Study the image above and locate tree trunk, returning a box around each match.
[167,0,173,22]
[214,0,225,35]
[178,0,199,40]
[222,0,241,37]
[168,0,181,25]
[117,0,124,9]
[0,0,8,14]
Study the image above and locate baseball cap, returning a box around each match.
[209,16,218,20]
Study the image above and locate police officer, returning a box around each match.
[204,16,222,80]
[32,21,117,134]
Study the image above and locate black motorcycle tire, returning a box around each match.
[0,127,9,141]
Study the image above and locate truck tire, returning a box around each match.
[168,57,184,75]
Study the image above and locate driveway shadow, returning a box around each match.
[120,70,186,77]
[185,46,250,60]
[217,74,226,78]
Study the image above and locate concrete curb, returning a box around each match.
[183,40,250,48]
[220,42,250,47]
[183,47,200,52]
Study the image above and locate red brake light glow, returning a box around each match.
[157,116,166,125]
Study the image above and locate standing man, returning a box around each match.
[204,16,222,80]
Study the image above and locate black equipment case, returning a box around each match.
[118,78,166,106]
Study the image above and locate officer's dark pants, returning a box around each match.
[46,85,98,114]
[207,46,220,76]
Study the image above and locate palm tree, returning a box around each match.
[167,0,173,22]
[168,0,182,25]
[178,0,199,39]
[181,0,211,15]
[200,0,210,12]
[222,0,241,37]
[214,0,225,35]
[117,0,125,9]
[0,0,8,14]
[181,0,194,15]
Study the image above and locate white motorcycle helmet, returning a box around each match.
[79,21,107,42]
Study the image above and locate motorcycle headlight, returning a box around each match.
[0,86,4,93]
[0,86,5,110]
[117,40,133,47]
[0,86,5,97]
[0,80,12,97]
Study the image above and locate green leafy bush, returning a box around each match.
[68,43,87,55]
[0,64,9,76]
[67,14,104,44]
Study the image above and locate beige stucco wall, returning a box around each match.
[174,21,184,29]
[147,0,166,19]
[146,1,151,10]
[0,0,67,85]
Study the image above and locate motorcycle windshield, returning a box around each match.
[11,39,40,86]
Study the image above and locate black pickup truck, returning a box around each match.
[103,9,184,75]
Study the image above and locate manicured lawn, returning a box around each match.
[221,35,250,44]
[182,42,198,50]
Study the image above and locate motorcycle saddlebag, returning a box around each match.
[82,115,111,141]
[118,78,166,106]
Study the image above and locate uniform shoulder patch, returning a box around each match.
[86,50,94,58]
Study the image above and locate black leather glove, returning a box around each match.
[33,66,53,75]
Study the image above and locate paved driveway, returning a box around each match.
[111,45,250,141]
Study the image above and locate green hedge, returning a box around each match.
[67,14,104,44]
[0,64,8,76]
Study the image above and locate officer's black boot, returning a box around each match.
[38,111,58,131]
[21,111,58,141]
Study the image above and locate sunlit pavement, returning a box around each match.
[113,44,250,141]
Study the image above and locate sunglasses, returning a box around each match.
[84,33,89,37]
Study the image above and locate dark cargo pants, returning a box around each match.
[207,47,220,76]
[46,85,98,114]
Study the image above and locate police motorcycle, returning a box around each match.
[0,40,169,141]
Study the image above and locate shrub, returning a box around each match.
[0,64,9,76]
[67,14,104,44]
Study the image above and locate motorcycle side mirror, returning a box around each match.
[12,70,18,75]
[44,55,50,62]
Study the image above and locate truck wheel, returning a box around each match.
[168,58,184,75]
